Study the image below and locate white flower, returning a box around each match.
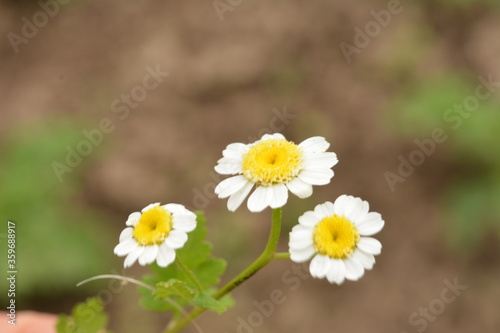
[289,195,384,284]
[214,133,338,212]
[114,203,196,268]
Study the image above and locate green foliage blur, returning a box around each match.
[388,74,500,254]
[57,297,111,333]
[0,120,113,299]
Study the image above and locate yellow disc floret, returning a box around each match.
[133,206,172,246]
[241,138,302,186]
[313,215,359,259]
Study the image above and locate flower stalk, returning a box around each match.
[164,208,283,333]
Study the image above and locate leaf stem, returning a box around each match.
[76,274,155,291]
[164,207,283,333]
[79,274,205,333]
[176,256,204,293]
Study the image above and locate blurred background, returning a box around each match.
[1,0,500,332]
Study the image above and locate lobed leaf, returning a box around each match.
[140,211,230,314]
[56,297,110,333]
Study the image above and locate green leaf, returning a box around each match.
[153,281,234,315]
[192,292,229,314]
[140,211,229,313]
[194,258,227,288]
[154,279,196,301]
[56,297,110,333]
[218,294,236,311]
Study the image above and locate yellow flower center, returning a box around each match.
[133,206,172,246]
[313,215,359,259]
[241,138,302,186]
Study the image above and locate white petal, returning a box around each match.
[163,204,197,232]
[289,224,314,240]
[247,186,273,212]
[215,158,242,173]
[298,211,321,227]
[261,133,285,141]
[344,256,365,281]
[222,143,247,158]
[227,181,254,212]
[298,168,334,185]
[214,162,241,175]
[138,245,159,266]
[126,212,141,226]
[216,157,241,165]
[172,212,197,233]
[286,177,313,198]
[114,238,137,256]
[289,231,313,245]
[163,203,185,214]
[124,246,144,268]
[215,175,248,198]
[302,152,338,169]
[289,237,313,251]
[356,212,385,236]
[298,136,330,153]
[309,254,331,278]
[162,203,194,215]
[119,227,133,242]
[165,230,188,249]
[289,225,314,250]
[165,203,192,215]
[333,195,349,216]
[343,196,369,224]
[352,250,375,270]
[156,243,176,267]
[270,184,288,208]
[314,201,335,218]
[142,203,161,213]
[326,259,346,285]
[357,237,382,255]
[290,245,315,263]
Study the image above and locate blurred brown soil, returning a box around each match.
[1,1,500,333]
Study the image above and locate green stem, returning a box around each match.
[273,252,290,260]
[175,256,204,293]
[164,208,283,333]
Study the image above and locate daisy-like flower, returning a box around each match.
[114,203,196,268]
[289,195,384,284]
[214,133,338,212]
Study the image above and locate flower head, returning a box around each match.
[114,203,196,268]
[214,133,338,212]
[289,195,384,284]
